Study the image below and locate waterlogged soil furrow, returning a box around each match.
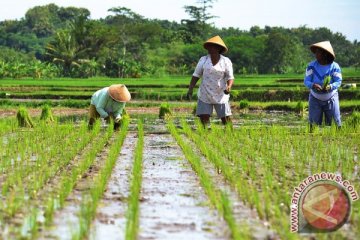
[182,135,277,240]
[89,132,137,240]
[138,124,230,240]
[38,134,116,240]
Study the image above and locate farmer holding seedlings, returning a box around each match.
[88,84,131,130]
[186,35,234,126]
[304,41,342,128]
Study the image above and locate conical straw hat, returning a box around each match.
[108,84,131,102]
[204,35,228,54]
[310,41,335,60]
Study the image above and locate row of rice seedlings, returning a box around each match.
[0,121,76,181]
[125,120,144,240]
[0,122,104,238]
[167,121,249,240]
[72,118,129,239]
[17,121,111,239]
[0,123,81,216]
[186,120,359,239]
[0,121,97,216]
[0,118,17,137]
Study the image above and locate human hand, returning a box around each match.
[186,89,193,101]
[115,116,122,123]
[324,84,331,92]
[313,83,322,92]
[224,86,231,95]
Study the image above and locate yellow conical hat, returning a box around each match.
[204,35,228,54]
[310,41,335,60]
[108,84,131,102]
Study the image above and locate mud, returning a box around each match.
[182,135,277,240]
[89,132,138,240]
[138,124,230,240]
[38,135,116,239]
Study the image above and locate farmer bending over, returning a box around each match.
[304,41,342,129]
[88,84,131,130]
[186,35,234,127]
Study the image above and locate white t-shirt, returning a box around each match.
[193,55,234,104]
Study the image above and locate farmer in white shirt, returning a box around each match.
[88,84,131,130]
[186,35,234,127]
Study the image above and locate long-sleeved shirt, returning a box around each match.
[193,55,234,104]
[90,87,125,119]
[304,60,342,101]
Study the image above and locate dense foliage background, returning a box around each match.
[0,2,359,78]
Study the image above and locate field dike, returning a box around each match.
[89,132,137,239]
[138,122,230,239]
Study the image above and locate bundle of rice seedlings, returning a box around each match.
[17,106,34,128]
[40,105,55,122]
[159,103,172,119]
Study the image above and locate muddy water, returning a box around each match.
[139,125,230,239]
[89,132,137,240]
[38,136,115,239]
[182,136,277,239]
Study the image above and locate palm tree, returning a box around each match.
[45,30,88,76]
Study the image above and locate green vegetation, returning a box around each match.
[174,119,359,239]
[239,99,249,109]
[159,102,172,119]
[74,118,129,239]
[16,106,34,127]
[0,2,359,78]
[125,120,144,240]
[40,104,55,122]
[168,121,250,240]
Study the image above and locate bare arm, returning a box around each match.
[188,76,200,91]
[227,79,234,90]
[186,76,200,100]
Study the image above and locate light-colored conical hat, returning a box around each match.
[310,41,335,60]
[108,84,131,102]
[204,35,228,54]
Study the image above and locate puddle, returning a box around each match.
[90,132,137,240]
[139,126,230,239]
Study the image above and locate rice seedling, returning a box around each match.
[158,102,172,119]
[125,119,144,240]
[167,121,249,240]
[16,106,34,127]
[72,118,129,239]
[40,104,55,122]
[179,118,359,239]
[239,99,249,109]
[295,101,306,117]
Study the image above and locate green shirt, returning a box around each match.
[91,87,125,119]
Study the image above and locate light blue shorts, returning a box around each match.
[196,99,232,118]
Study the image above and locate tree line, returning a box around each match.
[0,2,359,78]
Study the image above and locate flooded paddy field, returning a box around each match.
[0,107,359,240]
